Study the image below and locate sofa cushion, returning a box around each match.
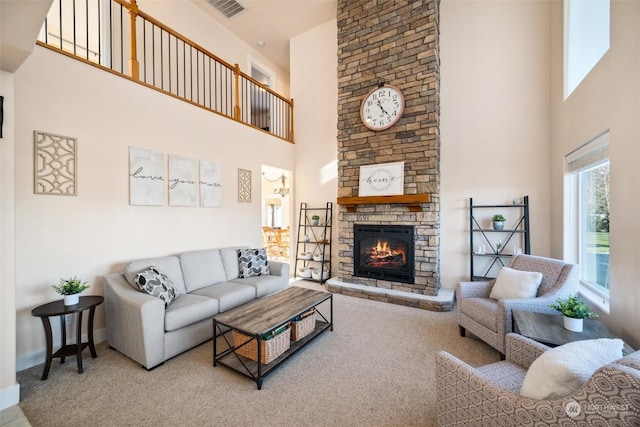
[191,282,256,312]
[179,249,227,293]
[489,267,543,300]
[220,247,246,280]
[520,338,624,400]
[134,266,179,307]
[230,275,285,298]
[124,256,187,295]
[238,248,270,278]
[164,294,219,332]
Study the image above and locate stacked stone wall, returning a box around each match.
[337,0,440,296]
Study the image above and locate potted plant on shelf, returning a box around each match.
[491,214,506,230]
[52,276,90,306]
[311,215,320,226]
[550,293,598,332]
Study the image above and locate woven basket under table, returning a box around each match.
[290,313,316,341]
[232,327,291,364]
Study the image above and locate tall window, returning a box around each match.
[564,0,610,98]
[566,132,610,297]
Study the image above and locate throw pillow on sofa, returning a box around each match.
[489,266,543,300]
[238,248,270,278]
[520,338,623,400]
[134,266,179,307]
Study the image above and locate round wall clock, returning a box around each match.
[360,83,405,131]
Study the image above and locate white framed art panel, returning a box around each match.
[168,155,197,207]
[358,161,404,196]
[129,146,164,206]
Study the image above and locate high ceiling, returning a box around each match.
[191,0,337,73]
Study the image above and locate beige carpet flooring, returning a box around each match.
[17,282,499,427]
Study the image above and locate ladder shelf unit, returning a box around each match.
[469,196,530,281]
[294,202,333,284]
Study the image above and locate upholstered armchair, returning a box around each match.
[436,333,640,426]
[457,254,578,355]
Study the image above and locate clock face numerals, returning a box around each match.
[360,85,404,131]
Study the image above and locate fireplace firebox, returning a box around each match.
[353,224,415,284]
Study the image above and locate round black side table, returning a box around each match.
[31,295,104,380]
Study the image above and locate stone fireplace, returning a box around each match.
[328,0,451,311]
[353,224,415,284]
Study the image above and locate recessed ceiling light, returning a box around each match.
[257,40,266,47]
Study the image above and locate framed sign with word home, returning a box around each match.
[358,161,404,197]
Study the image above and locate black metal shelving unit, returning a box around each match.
[294,202,332,284]
[469,196,530,281]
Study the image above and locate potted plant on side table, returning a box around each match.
[52,276,90,306]
[550,293,598,332]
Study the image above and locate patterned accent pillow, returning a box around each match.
[134,266,179,307]
[237,248,270,278]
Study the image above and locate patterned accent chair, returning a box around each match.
[436,333,640,426]
[457,254,578,356]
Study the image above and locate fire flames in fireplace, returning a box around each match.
[363,240,406,268]
[353,224,414,284]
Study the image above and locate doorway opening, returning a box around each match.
[261,165,291,262]
[249,56,275,131]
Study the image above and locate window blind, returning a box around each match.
[566,130,610,172]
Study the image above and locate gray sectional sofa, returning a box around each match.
[103,247,290,369]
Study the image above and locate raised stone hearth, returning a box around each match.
[327,279,454,312]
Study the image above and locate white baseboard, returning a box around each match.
[0,383,20,411]
[16,328,107,372]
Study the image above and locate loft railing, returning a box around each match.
[37,0,294,143]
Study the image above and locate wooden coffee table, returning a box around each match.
[213,286,333,389]
[512,310,634,355]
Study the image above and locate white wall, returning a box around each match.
[440,0,552,289]
[0,71,19,409]
[13,46,295,368]
[549,0,640,348]
[290,20,339,272]
[142,0,290,97]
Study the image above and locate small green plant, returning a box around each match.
[492,214,506,222]
[550,293,598,319]
[52,276,90,295]
[311,215,320,220]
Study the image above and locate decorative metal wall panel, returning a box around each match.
[34,131,77,195]
[238,168,251,203]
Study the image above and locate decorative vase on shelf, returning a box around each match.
[492,221,505,231]
[563,316,583,332]
[64,294,80,306]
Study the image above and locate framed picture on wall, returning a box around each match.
[358,161,404,197]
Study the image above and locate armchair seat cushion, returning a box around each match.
[460,297,499,332]
[477,361,527,393]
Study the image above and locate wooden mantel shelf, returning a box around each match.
[337,194,430,212]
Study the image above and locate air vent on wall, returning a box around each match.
[206,0,246,19]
